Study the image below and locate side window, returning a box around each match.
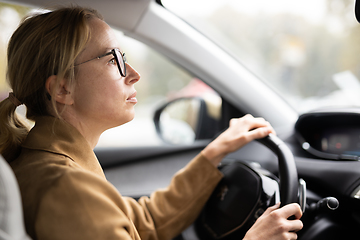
[0,4,27,97]
[97,32,221,147]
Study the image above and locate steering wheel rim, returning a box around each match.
[257,133,298,207]
[195,133,299,239]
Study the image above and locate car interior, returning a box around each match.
[1,0,360,239]
[0,155,30,240]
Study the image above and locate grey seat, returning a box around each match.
[0,155,31,240]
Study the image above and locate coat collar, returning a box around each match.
[22,116,105,178]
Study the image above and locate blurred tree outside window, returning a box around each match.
[163,0,360,113]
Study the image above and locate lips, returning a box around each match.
[126,91,137,103]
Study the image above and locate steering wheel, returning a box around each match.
[195,134,299,239]
[257,134,299,206]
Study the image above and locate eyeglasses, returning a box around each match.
[75,48,127,77]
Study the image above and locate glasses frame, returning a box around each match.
[75,48,127,77]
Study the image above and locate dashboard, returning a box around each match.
[295,108,360,160]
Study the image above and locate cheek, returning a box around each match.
[73,65,131,124]
[75,72,125,111]
[74,70,106,108]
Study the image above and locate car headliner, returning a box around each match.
[7,0,152,32]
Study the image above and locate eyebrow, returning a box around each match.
[98,48,122,57]
[91,48,112,58]
[98,51,113,58]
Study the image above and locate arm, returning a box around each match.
[35,156,222,240]
[134,154,223,240]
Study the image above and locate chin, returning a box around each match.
[118,114,135,126]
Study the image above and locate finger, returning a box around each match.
[231,114,257,124]
[262,202,280,217]
[234,118,272,133]
[242,114,254,119]
[247,126,274,140]
[289,219,303,232]
[279,203,303,219]
[286,232,299,240]
[229,115,253,126]
[232,115,272,128]
[260,121,276,135]
[245,118,275,134]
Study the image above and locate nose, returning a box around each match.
[125,63,140,85]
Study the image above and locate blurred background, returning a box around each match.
[162,0,360,112]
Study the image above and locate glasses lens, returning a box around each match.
[114,49,126,77]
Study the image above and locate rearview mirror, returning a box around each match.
[154,97,221,145]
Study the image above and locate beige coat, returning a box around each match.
[10,116,223,240]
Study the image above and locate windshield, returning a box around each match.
[162,0,360,113]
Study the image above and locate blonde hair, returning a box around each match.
[0,6,103,162]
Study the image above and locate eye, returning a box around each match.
[108,58,117,66]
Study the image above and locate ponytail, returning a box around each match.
[0,95,29,162]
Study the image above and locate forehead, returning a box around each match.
[80,18,119,60]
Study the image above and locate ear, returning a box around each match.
[45,75,74,105]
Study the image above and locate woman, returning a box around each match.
[0,6,302,240]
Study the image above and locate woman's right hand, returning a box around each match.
[243,203,303,240]
[201,114,275,167]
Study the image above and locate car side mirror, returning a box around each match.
[154,97,221,145]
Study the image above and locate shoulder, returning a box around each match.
[10,149,112,237]
[35,168,136,240]
[11,148,81,189]
[12,148,115,205]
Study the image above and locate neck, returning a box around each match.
[60,112,103,149]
